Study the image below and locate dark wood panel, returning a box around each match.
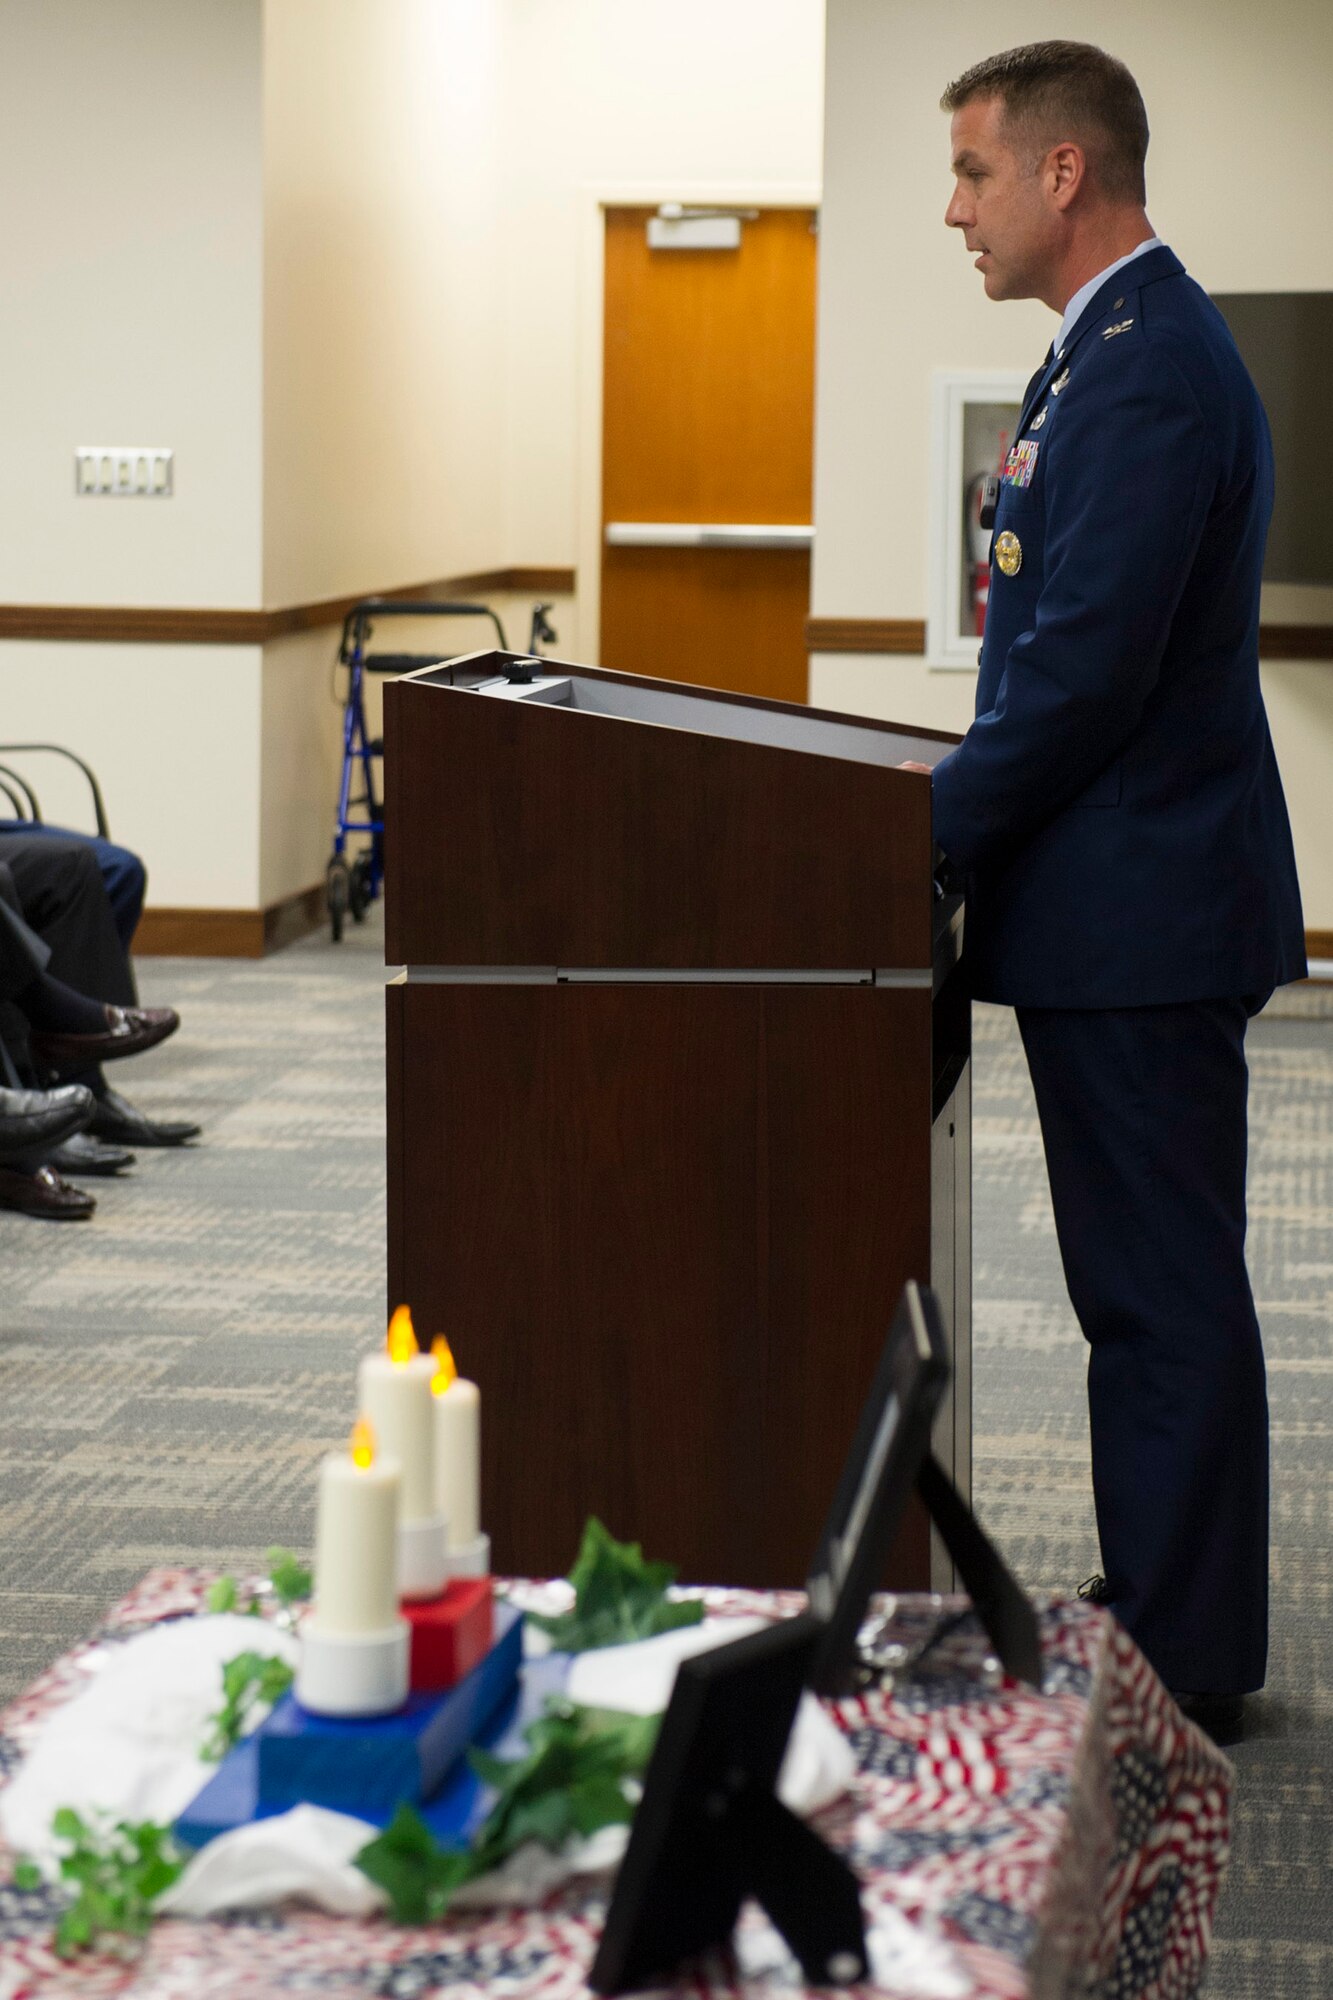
[601,546,810,703]
[383,670,935,971]
[388,980,934,1588]
[0,570,576,646]
[386,976,406,1319]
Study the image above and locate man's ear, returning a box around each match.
[1045,141,1086,212]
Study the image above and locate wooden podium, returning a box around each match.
[384,655,968,1590]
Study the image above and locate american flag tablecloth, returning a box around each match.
[0,1571,1230,2000]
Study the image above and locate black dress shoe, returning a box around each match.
[30,1004,180,1072]
[0,1163,96,1220]
[1076,1573,1113,1605]
[0,1083,94,1163]
[88,1084,200,1149]
[1171,1690,1247,1746]
[48,1131,137,1177]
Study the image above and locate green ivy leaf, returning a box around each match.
[202,1649,295,1761]
[526,1518,705,1653]
[265,1547,313,1607]
[354,1804,477,1923]
[12,1860,42,1892]
[354,1699,659,1921]
[39,1811,184,1959]
[567,1773,636,1837]
[205,1575,240,1614]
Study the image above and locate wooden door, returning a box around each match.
[600,206,816,704]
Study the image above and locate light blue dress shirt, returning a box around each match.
[1056,235,1162,355]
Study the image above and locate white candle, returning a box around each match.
[431,1336,481,1549]
[311,1419,400,1635]
[357,1306,436,1524]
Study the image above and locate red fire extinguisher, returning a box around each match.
[965,432,1010,637]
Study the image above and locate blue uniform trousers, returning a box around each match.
[1016,998,1268,1695]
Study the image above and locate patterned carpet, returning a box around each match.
[0,907,1328,1995]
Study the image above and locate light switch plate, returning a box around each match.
[75,447,173,496]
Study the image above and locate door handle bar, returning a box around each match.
[604,522,814,551]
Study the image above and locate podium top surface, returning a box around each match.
[409,653,958,772]
[385,654,961,975]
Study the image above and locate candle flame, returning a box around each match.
[386,1304,418,1366]
[350,1416,376,1470]
[430,1334,458,1397]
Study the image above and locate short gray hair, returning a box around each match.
[942,41,1149,205]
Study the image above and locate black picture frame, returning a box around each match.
[589,1612,867,1996]
[805,1279,950,1695]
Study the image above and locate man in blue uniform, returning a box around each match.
[927,41,1305,1739]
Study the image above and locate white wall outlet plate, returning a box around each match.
[75,447,173,496]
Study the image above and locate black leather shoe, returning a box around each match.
[0,1163,96,1219]
[0,1084,94,1163]
[48,1131,137,1177]
[30,1004,180,1072]
[1171,1690,1247,1746]
[1076,1573,1113,1605]
[88,1084,200,1149]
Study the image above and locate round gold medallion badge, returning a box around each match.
[995,530,1023,577]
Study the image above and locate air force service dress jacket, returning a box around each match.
[930,244,1305,1010]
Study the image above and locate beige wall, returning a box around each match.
[0,1,266,913]
[813,0,1333,927]
[262,0,509,608]
[0,0,263,610]
[0,641,261,907]
[259,631,345,910]
[265,0,826,617]
[500,0,824,584]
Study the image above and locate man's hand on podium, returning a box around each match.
[899,761,934,775]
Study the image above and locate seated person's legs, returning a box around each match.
[0,829,135,1005]
[0,821,146,959]
[0,833,199,1148]
[0,878,98,1215]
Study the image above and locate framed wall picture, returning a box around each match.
[926,369,1028,670]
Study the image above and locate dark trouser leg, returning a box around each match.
[0,823,145,960]
[0,867,50,1002]
[1015,999,1268,1694]
[0,832,136,1006]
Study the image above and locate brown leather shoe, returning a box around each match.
[29,1005,180,1071]
[0,1163,96,1219]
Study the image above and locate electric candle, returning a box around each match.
[299,1416,410,1716]
[310,1418,400,1635]
[431,1335,482,1552]
[357,1306,436,1524]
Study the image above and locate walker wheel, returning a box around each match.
[349,854,372,923]
[327,856,350,942]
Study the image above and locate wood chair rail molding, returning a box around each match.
[133,882,326,958]
[805,617,927,655]
[0,569,576,646]
[806,615,1333,660]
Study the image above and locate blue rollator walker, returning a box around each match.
[327,597,509,941]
